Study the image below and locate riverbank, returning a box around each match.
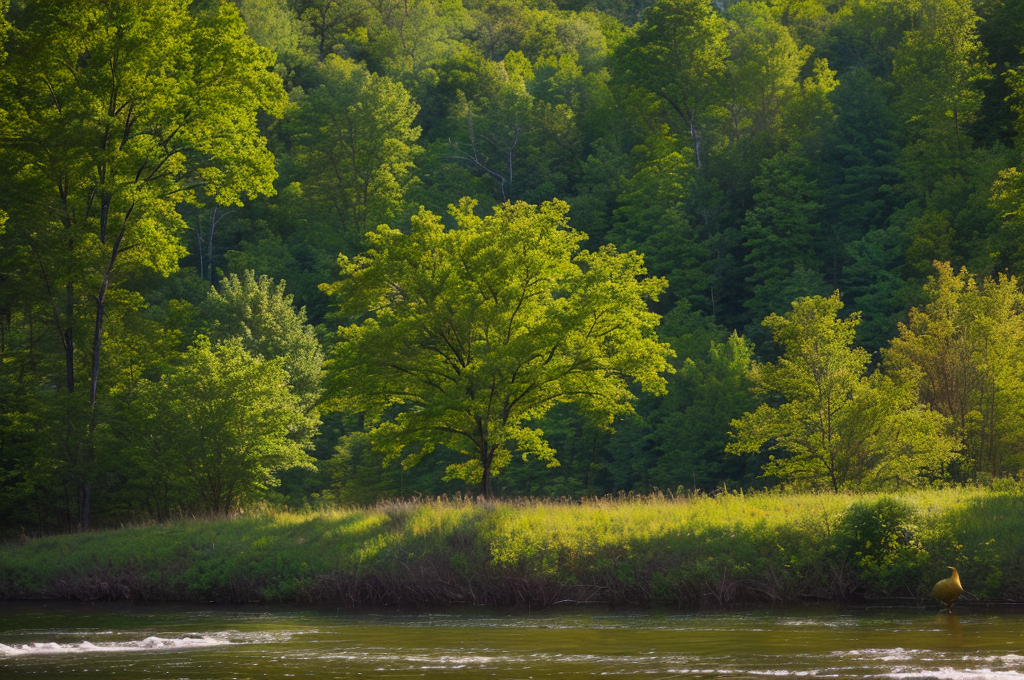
[2,488,1023,607]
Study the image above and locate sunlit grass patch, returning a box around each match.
[2,487,1023,606]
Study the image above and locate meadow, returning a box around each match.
[3,487,1023,607]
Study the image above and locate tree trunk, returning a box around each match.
[79,482,91,531]
[89,276,109,409]
[481,463,493,498]
[64,283,74,392]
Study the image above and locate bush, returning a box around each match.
[835,497,929,597]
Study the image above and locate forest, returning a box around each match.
[1,0,1024,536]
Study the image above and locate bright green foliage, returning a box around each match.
[894,0,991,191]
[0,0,286,528]
[726,2,811,135]
[724,3,835,148]
[289,55,422,249]
[885,262,1024,477]
[615,0,729,169]
[728,293,958,491]
[130,337,317,514]
[321,199,674,496]
[238,0,316,74]
[201,270,324,412]
[362,0,471,84]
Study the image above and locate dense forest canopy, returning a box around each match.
[1,0,1024,533]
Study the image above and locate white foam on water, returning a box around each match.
[963,654,1024,665]
[830,648,917,662]
[882,670,1024,679]
[0,635,229,657]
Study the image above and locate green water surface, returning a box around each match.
[1,602,1023,678]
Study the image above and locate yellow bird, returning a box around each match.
[932,566,964,609]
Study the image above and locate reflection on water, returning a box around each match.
[2,603,1024,678]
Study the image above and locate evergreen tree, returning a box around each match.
[741,145,828,337]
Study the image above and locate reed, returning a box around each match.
[3,487,1024,607]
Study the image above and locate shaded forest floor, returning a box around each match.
[2,488,1024,608]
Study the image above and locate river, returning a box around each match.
[1,602,1023,678]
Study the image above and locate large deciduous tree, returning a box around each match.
[885,262,1024,478]
[321,199,674,497]
[0,0,286,527]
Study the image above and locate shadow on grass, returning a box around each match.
[5,492,1024,608]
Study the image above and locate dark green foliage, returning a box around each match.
[741,145,828,338]
[834,497,929,597]
[3,0,1024,529]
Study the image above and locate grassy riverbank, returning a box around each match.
[3,488,1024,607]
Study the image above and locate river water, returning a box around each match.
[1,602,1023,679]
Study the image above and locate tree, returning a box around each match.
[237,0,316,75]
[614,0,730,169]
[321,198,674,496]
[130,337,317,514]
[288,0,364,61]
[728,293,957,490]
[609,138,713,309]
[200,270,324,415]
[645,306,759,492]
[0,0,286,528]
[724,2,818,145]
[884,262,1024,477]
[893,0,991,191]
[289,55,421,251]
[741,145,828,330]
[990,66,1024,264]
[444,51,580,203]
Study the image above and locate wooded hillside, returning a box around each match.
[1,0,1023,534]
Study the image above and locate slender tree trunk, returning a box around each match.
[481,463,493,498]
[89,275,110,409]
[689,114,702,169]
[80,202,126,531]
[64,283,74,392]
[208,206,217,282]
[479,442,494,498]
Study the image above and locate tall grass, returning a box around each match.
[3,487,1024,607]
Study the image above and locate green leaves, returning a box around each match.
[130,337,316,513]
[885,262,1024,478]
[289,55,422,248]
[615,0,729,168]
[728,293,958,491]
[201,270,324,447]
[322,198,674,494]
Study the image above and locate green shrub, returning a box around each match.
[835,497,929,596]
